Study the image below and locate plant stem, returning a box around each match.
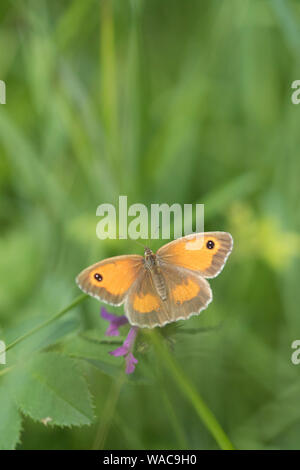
[92,371,125,450]
[147,330,235,450]
[5,294,88,353]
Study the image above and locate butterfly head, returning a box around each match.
[144,247,156,268]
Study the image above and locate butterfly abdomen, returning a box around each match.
[144,249,167,301]
[152,267,167,301]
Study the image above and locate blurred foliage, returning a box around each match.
[1,0,300,450]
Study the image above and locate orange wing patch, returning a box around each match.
[171,278,200,305]
[157,232,233,278]
[76,255,144,305]
[163,235,220,272]
[89,259,138,296]
[133,292,160,314]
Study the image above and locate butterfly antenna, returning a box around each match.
[131,239,147,250]
[130,222,161,251]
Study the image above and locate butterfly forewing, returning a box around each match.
[157,231,233,278]
[76,255,144,306]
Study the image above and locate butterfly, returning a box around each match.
[76,232,233,328]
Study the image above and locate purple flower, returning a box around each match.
[100,307,139,374]
[109,326,139,374]
[100,307,128,336]
[125,352,138,374]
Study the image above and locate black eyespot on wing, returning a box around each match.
[94,273,103,282]
[206,240,215,250]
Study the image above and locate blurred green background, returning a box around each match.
[1,0,300,450]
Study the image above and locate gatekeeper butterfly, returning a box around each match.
[76,232,233,328]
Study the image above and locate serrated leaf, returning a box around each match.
[0,380,22,450]
[11,352,94,427]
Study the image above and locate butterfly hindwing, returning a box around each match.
[126,264,212,328]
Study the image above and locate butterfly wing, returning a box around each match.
[157,231,233,278]
[125,264,212,328]
[76,232,232,328]
[76,255,144,306]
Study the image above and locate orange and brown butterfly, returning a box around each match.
[76,232,233,328]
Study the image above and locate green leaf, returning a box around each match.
[0,381,22,450]
[62,334,123,378]
[11,352,94,427]
[5,313,80,361]
[79,326,125,343]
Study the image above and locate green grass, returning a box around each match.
[1,0,300,450]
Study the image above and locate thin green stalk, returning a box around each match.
[146,330,235,450]
[5,294,88,353]
[92,371,125,450]
[162,388,189,449]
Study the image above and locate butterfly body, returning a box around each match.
[144,247,168,301]
[76,232,233,328]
